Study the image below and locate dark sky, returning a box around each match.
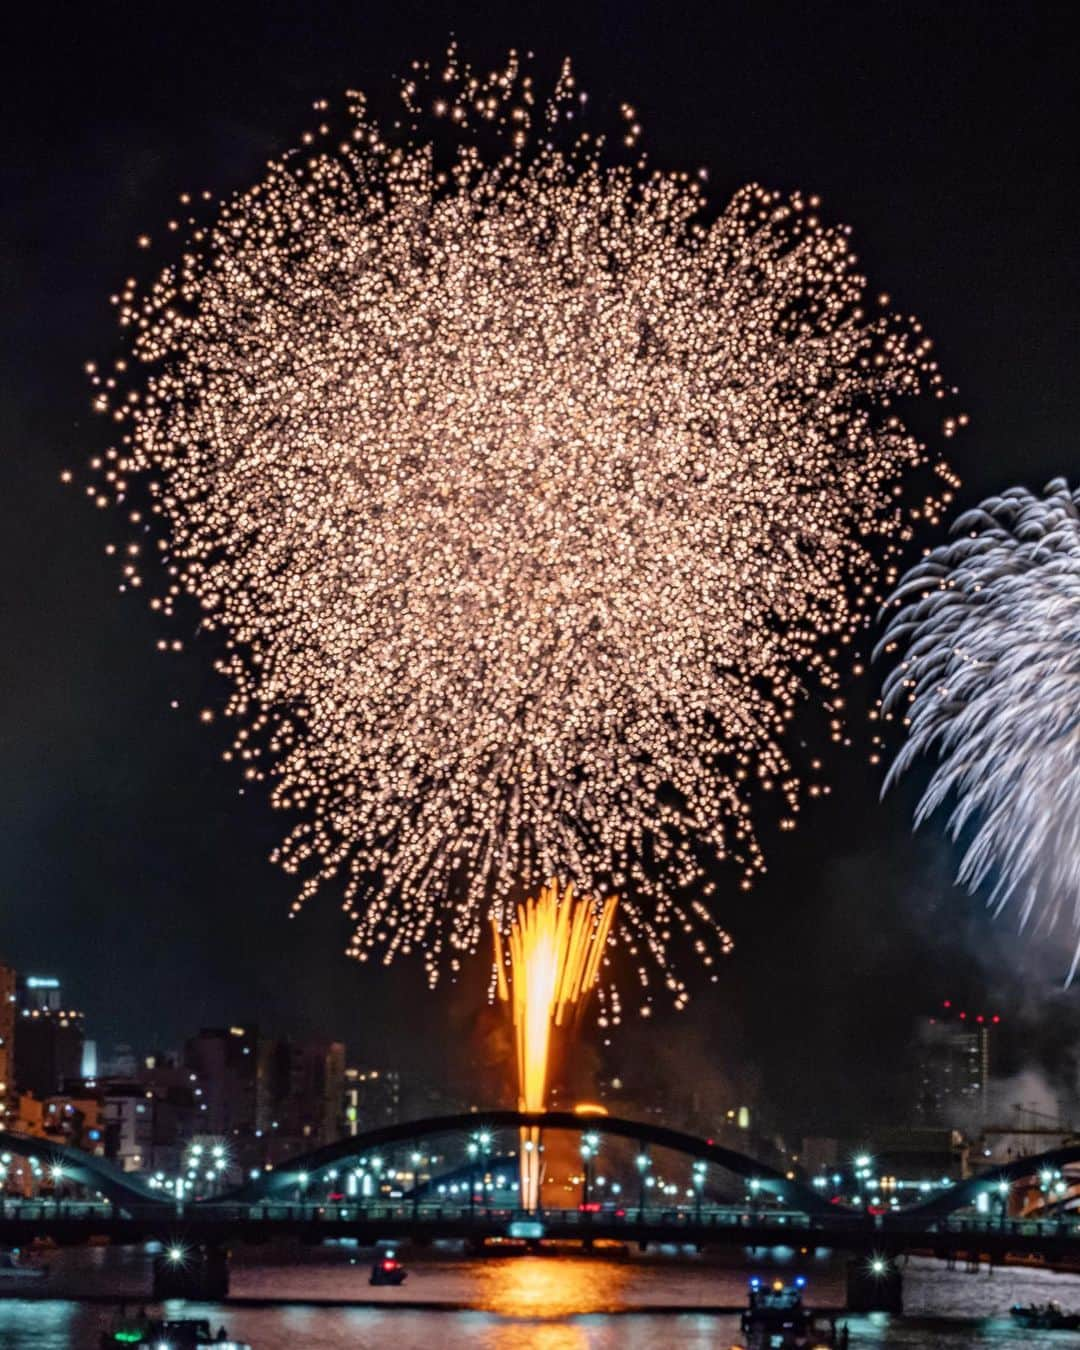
[2,1,1078,1135]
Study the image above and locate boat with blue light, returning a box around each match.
[740,1276,849,1349]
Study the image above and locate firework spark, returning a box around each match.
[878,479,1080,975]
[492,879,617,1209]
[79,47,953,999]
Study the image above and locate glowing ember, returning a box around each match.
[76,46,954,1000]
[493,880,617,1209]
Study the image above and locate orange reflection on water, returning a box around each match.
[475,1255,631,1320]
[472,1323,592,1350]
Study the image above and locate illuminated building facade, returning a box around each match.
[343,1066,402,1134]
[184,1026,262,1137]
[18,973,63,1013]
[262,1038,346,1149]
[915,1003,997,1127]
[14,975,86,1100]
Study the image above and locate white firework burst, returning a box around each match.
[878,478,1080,975]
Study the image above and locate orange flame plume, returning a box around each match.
[492,880,618,1211]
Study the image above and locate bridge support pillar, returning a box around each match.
[153,1243,230,1300]
[846,1257,902,1314]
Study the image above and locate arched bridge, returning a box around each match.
[220,1108,834,1216]
[4,1121,1080,1281]
[4,1116,1080,1233]
[0,1128,163,1210]
[902,1142,1080,1220]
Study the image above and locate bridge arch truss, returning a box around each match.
[0,1128,166,1212]
[901,1143,1080,1222]
[218,1109,834,1216]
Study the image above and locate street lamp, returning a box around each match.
[635,1153,651,1220]
[580,1132,600,1209]
[466,1140,479,1219]
[521,1136,538,1216]
[50,1163,65,1213]
[995,1179,1010,1228]
[693,1160,706,1222]
[478,1132,492,1215]
[411,1152,423,1219]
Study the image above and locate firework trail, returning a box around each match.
[878,479,1080,976]
[492,880,617,1208]
[78,48,954,1001]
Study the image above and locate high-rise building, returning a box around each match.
[914,1002,997,1127]
[71,1056,203,1175]
[263,1038,346,1149]
[17,974,62,1013]
[0,962,16,1126]
[101,1083,156,1172]
[14,976,86,1100]
[100,1043,137,1078]
[184,1026,262,1139]
[343,1066,402,1134]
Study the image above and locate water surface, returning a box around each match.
[2,1244,1079,1347]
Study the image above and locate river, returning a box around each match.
[2,1242,1080,1347]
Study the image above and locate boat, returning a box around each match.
[741,1277,849,1349]
[0,1247,48,1279]
[100,1317,252,1348]
[369,1245,408,1286]
[1009,1301,1080,1330]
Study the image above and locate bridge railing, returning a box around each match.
[0,1201,113,1221]
[891,1214,1080,1240]
[3,1199,1080,1243]
[0,1199,822,1226]
[187,1202,826,1227]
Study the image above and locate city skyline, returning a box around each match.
[0,954,1046,1191]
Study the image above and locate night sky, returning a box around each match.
[3,1,1078,1135]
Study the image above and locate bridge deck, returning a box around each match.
[3,1201,1080,1262]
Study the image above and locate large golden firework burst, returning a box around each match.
[78,47,957,1005]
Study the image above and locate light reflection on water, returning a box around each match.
[472,1255,634,1316]
[1,1249,1080,1347]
